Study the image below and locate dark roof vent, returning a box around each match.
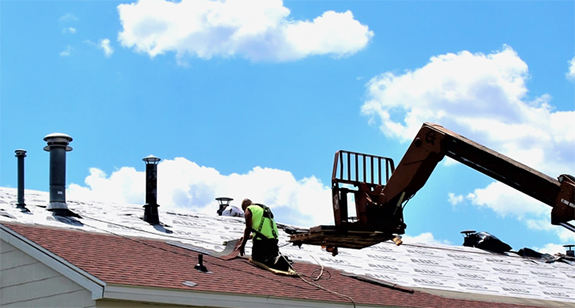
[43,133,75,216]
[143,155,161,225]
[216,197,233,216]
[15,149,29,212]
[182,281,197,287]
[460,230,476,247]
[564,244,574,257]
[194,253,209,273]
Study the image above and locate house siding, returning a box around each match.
[0,239,96,308]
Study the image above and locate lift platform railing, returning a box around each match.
[332,150,395,228]
[332,150,395,186]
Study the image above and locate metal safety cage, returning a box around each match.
[331,150,397,232]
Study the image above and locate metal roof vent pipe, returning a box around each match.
[216,197,233,216]
[15,149,29,212]
[143,155,161,225]
[565,244,574,257]
[194,253,209,273]
[43,133,78,217]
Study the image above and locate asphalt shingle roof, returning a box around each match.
[1,188,574,307]
[1,222,556,308]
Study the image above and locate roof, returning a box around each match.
[0,222,553,308]
[1,187,574,307]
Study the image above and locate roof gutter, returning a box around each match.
[103,284,394,308]
[0,223,106,300]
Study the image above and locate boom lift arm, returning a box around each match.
[289,123,575,250]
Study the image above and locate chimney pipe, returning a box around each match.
[15,149,29,212]
[216,197,233,216]
[43,133,73,216]
[143,155,161,224]
[565,244,574,257]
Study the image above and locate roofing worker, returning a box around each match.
[237,198,289,271]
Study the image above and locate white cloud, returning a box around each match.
[526,217,554,231]
[83,39,115,57]
[117,0,373,62]
[62,27,77,34]
[401,232,451,245]
[99,38,114,57]
[361,46,575,241]
[447,192,463,206]
[520,217,574,243]
[60,45,72,57]
[59,13,78,22]
[535,243,568,255]
[567,57,575,81]
[557,227,575,243]
[68,167,143,205]
[68,157,332,227]
[466,182,549,219]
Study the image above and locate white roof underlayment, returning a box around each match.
[0,187,573,304]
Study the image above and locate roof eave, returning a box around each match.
[103,284,390,308]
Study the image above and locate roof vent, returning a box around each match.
[564,244,574,257]
[182,281,197,287]
[194,253,209,273]
[143,155,161,225]
[216,197,233,216]
[43,133,75,216]
[460,230,476,247]
[15,149,29,212]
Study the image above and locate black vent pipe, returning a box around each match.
[15,149,29,212]
[565,245,574,257]
[143,155,161,224]
[43,133,73,216]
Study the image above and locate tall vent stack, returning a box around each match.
[143,155,161,224]
[43,133,73,215]
[15,149,28,211]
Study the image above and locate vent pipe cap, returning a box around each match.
[143,155,161,164]
[15,149,27,157]
[43,133,73,151]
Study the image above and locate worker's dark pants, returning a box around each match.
[252,238,289,271]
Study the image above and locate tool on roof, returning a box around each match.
[249,257,297,276]
[289,122,575,252]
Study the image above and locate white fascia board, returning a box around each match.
[0,224,105,300]
[104,284,393,308]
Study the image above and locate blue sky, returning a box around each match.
[1,0,574,253]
